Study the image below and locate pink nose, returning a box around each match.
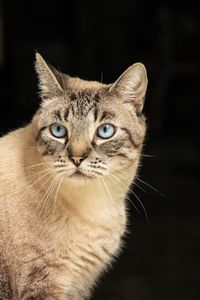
[70,156,85,166]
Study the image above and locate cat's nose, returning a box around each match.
[69,155,87,166]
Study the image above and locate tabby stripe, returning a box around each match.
[117,153,130,159]
[41,150,48,156]
[27,265,48,278]
[94,106,98,122]
[100,111,116,122]
[70,248,97,267]
[64,107,70,120]
[48,262,68,271]
[36,126,47,141]
[70,260,92,275]
[61,255,92,275]
[79,255,97,267]
[71,104,75,115]
[41,148,56,156]
[102,246,111,256]
[77,245,104,263]
[121,127,139,148]
[107,152,130,159]
[54,110,62,121]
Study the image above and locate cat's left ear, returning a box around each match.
[35,52,64,102]
[109,63,148,114]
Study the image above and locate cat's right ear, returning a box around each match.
[35,52,64,102]
[108,63,148,114]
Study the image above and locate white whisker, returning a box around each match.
[26,167,53,178]
[36,176,59,219]
[97,179,108,205]
[25,162,52,169]
[16,171,51,203]
[110,173,149,223]
[52,176,64,214]
[109,174,140,215]
[136,177,166,198]
[101,178,114,205]
[141,154,155,158]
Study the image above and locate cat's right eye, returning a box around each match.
[50,123,67,138]
[97,123,116,139]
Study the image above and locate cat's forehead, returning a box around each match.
[69,89,101,106]
[68,89,103,117]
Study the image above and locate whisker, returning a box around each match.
[97,179,107,204]
[129,188,149,224]
[16,172,52,203]
[109,175,140,215]
[112,166,164,198]
[52,176,64,214]
[25,162,52,169]
[38,175,61,219]
[136,177,166,198]
[110,173,149,223]
[101,178,114,205]
[101,70,103,83]
[26,167,53,178]
[24,174,54,237]
[133,181,146,194]
[141,154,155,158]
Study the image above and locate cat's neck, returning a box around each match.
[58,175,130,223]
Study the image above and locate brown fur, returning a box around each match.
[0,53,148,299]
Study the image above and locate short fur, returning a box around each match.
[0,53,148,299]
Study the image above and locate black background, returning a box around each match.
[0,0,200,299]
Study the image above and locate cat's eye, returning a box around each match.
[50,123,67,138]
[97,123,115,139]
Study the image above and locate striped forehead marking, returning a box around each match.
[69,90,100,117]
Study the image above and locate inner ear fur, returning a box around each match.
[35,52,65,101]
[109,63,148,113]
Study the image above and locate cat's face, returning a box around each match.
[34,54,147,184]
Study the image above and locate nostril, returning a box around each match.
[70,156,87,166]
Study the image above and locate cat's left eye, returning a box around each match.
[50,123,67,138]
[97,123,116,139]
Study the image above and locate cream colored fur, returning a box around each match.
[0,53,147,299]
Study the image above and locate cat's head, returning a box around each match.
[33,53,147,184]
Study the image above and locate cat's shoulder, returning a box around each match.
[0,125,31,146]
[0,125,33,162]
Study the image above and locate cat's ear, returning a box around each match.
[109,63,148,114]
[35,52,64,101]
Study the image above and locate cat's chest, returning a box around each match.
[15,201,126,299]
[63,206,126,262]
[57,191,127,256]
[54,206,126,285]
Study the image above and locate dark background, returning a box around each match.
[0,0,200,299]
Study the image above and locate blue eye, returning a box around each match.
[97,123,115,139]
[50,123,67,138]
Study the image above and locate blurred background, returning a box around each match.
[0,0,200,299]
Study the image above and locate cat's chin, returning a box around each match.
[67,171,94,186]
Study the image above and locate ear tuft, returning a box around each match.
[35,52,63,101]
[109,63,148,113]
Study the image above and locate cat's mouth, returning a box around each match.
[69,170,92,180]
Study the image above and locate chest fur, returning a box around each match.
[11,200,126,299]
[59,201,125,267]
[52,210,126,299]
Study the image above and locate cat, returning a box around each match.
[0,52,148,300]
